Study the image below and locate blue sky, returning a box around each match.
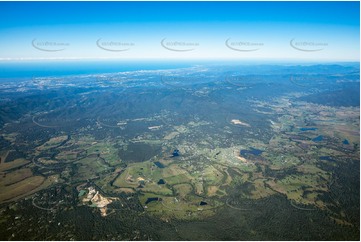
[0,1,359,61]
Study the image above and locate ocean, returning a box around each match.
[0,60,198,79]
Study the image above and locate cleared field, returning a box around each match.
[297,163,330,179]
[75,155,111,181]
[0,158,30,172]
[162,165,192,185]
[36,135,68,151]
[266,173,329,206]
[174,183,193,198]
[142,193,215,220]
[75,159,107,182]
[165,174,192,186]
[0,168,32,186]
[114,187,135,194]
[162,164,187,177]
[202,165,223,185]
[55,151,79,161]
[86,142,120,166]
[113,162,153,188]
[0,176,45,203]
[141,182,173,196]
[0,150,9,164]
[193,181,204,195]
[214,164,233,186]
[249,179,275,199]
[264,152,301,170]
[37,158,60,165]
[206,186,218,196]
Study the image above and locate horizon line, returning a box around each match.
[0,57,359,63]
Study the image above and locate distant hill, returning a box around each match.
[298,88,360,107]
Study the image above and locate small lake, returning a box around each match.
[154,161,165,168]
[157,179,165,185]
[343,139,350,145]
[145,197,159,204]
[300,127,317,131]
[319,156,334,162]
[312,135,323,142]
[240,147,263,156]
[172,149,180,157]
[200,201,208,206]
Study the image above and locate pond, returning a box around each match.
[319,156,334,162]
[145,197,159,204]
[240,147,263,156]
[312,135,323,142]
[157,179,166,185]
[172,149,180,157]
[154,161,165,168]
[300,127,317,131]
